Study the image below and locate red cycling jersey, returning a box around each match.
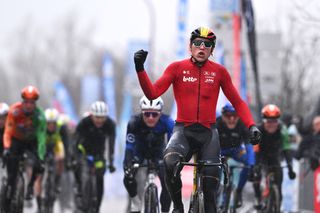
[3,102,47,160]
[137,58,255,128]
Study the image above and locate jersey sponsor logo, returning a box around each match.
[183,76,197,82]
[182,70,190,75]
[203,71,216,76]
[205,78,214,84]
[126,133,135,143]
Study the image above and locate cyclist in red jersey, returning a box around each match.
[133,27,261,213]
[2,85,46,211]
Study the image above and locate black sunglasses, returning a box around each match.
[143,111,160,118]
[263,118,279,123]
[223,112,238,118]
[192,40,213,48]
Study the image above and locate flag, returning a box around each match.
[53,81,79,123]
[102,53,117,121]
[242,0,262,113]
[79,75,100,116]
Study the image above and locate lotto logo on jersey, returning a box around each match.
[183,76,197,82]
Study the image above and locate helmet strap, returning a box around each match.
[191,56,205,67]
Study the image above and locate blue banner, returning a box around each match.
[54,81,79,123]
[210,0,240,14]
[80,75,100,116]
[104,41,150,199]
[176,0,188,60]
[102,53,117,121]
[117,40,149,166]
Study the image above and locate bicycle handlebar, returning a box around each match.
[181,161,223,167]
[178,160,229,185]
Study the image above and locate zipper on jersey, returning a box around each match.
[197,67,201,122]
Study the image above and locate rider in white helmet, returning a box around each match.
[0,102,9,156]
[123,96,174,213]
[73,100,116,212]
[139,96,164,127]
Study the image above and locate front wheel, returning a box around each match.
[144,183,159,213]
[82,174,98,213]
[265,185,280,213]
[0,178,9,213]
[189,191,205,213]
[11,173,24,213]
[43,171,56,213]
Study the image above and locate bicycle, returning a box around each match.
[132,159,161,213]
[42,150,56,213]
[75,154,103,213]
[0,153,27,213]
[217,163,249,213]
[176,157,228,213]
[255,164,285,213]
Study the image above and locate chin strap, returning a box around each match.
[191,56,206,68]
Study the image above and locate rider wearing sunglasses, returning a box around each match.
[123,96,174,213]
[217,103,256,208]
[253,104,296,209]
[133,26,261,213]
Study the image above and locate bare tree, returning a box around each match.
[4,14,103,114]
[278,15,320,116]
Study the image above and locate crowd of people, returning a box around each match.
[0,26,319,213]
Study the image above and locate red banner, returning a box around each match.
[315,166,320,212]
[232,14,241,92]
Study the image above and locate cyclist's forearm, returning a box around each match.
[283,150,293,166]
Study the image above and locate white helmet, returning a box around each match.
[90,101,108,117]
[0,103,9,116]
[45,108,60,122]
[139,96,163,111]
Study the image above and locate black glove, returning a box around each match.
[288,165,296,180]
[2,149,10,166]
[109,164,116,173]
[134,49,148,72]
[249,125,262,145]
[124,166,134,179]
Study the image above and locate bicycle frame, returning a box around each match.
[0,153,27,213]
[218,164,249,213]
[43,151,56,213]
[180,158,228,213]
[77,155,98,213]
[132,159,161,213]
[257,164,285,213]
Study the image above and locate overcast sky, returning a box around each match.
[1,0,317,63]
[0,0,292,51]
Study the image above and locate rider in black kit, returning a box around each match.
[73,101,116,212]
[123,96,174,213]
[217,103,255,208]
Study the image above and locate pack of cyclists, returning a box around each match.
[0,26,316,213]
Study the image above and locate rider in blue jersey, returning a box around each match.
[217,103,255,208]
[123,96,174,213]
